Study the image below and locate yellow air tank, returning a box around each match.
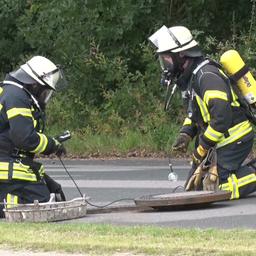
[220,49,256,105]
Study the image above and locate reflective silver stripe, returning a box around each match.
[193,60,210,75]
[3,80,23,89]
[3,80,41,110]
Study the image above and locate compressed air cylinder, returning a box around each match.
[220,49,256,105]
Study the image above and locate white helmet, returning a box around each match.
[21,56,63,91]
[148,25,198,53]
[9,56,67,108]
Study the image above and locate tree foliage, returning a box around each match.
[0,0,255,148]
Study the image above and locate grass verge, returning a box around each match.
[59,124,180,158]
[0,223,256,255]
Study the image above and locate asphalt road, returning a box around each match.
[43,158,256,229]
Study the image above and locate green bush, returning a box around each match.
[1,0,256,155]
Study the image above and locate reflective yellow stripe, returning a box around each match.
[39,165,45,177]
[14,162,31,171]
[7,108,32,119]
[220,173,256,200]
[197,145,207,157]
[0,162,9,170]
[0,171,8,179]
[221,174,239,199]
[0,104,2,111]
[231,101,240,107]
[220,183,229,190]
[204,125,224,142]
[217,121,252,148]
[183,118,192,126]
[219,69,228,78]
[31,107,37,128]
[0,87,3,95]
[0,162,30,171]
[31,133,48,153]
[218,70,240,106]
[33,118,37,128]
[203,90,228,106]
[238,173,256,187]
[196,95,210,123]
[0,162,37,182]
[230,174,239,199]
[12,171,37,181]
[230,88,240,107]
[6,194,18,208]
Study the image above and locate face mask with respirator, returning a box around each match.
[158,52,187,111]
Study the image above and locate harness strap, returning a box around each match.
[230,65,250,82]
[8,160,13,181]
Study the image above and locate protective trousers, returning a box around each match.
[0,159,66,218]
[0,181,50,218]
[20,158,66,200]
[217,134,256,199]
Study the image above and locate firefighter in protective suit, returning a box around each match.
[149,25,256,199]
[0,56,67,217]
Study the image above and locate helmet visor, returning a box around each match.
[41,65,68,91]
[38,88,53,105]
[27,84,54,107]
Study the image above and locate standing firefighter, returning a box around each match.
[148,25,256,199]
[0,56,67,217]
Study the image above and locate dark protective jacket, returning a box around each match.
[0,78,56,182]
[180,59,256,199]
[180,59,253,150]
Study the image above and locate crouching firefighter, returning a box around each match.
[148,25,256,199]
[0,56,68,217]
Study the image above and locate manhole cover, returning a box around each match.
[134,190,231,210]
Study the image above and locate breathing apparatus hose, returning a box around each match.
[58,156,83,198]
[58,156,134,209]
[164,83,177,111]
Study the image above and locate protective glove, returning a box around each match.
[172,133,191,153]
[53,138,67,157]
[203,149,219,191]
[185,164,204,191]
[203,165,219,191]
[192,144,208,167]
